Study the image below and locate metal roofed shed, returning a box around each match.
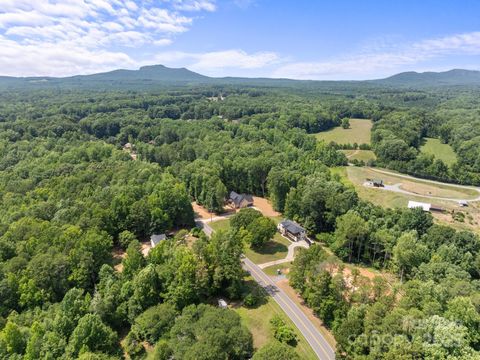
[408,201,431,212]
[150,234,166,248]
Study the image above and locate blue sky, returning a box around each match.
[1,0,480,79]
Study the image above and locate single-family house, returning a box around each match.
[228,191,254,209]
[278,219,306,242]
[150,234,166,248]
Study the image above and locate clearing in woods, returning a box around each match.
[420,138,458,166]
[334,166,480,231]
[341,149,377,162]
[314,118,373,145]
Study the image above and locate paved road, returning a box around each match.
[197,219,335,359]
[243,257,335,360]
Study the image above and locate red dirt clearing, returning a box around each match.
[192,202,214,220]
[253,196,280,217]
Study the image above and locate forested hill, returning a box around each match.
[2,65,480,90]
[374,69,480,87]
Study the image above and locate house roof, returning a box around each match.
[280,219,305,235]
[150,233,166,246]
[408,201,431,211]
[229,191,253,207]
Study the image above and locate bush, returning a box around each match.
[191,227,202,237]
[270,315,297,345]
[131,303,177,344]
[252,341,300,360]
[123,331,145,358]
[244,293,257,307]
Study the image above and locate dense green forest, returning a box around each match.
[0,82,479,359]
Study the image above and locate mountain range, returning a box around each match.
[1,65,480,89]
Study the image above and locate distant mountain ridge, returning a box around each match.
[1,66,480,89]
[374,69,480,86]
[72,65,209,82]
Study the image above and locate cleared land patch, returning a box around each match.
[420,138,457,166]
[349,167,477,199]
[337,166,480,231]
[314,119,373,145]
[341,149,376,162]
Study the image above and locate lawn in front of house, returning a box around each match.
[244,232,290,264]
[209,218,290,264]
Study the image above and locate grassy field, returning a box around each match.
[243,232,289,264]
[334,166,480,232]
[314,119,372,145]
[341,149,377,162]
[234,279,318,359]
[209,218,290,264]
[263,262,292,276]
[347,167,477,199]
[420,138,457,166]
[209,218,231,232]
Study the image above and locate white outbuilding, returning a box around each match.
[408,201,431,212]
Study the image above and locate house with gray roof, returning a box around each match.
[228,191,254,209]
[278,219,306,242]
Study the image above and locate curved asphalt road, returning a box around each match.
[197,220,335,360]
[243,257,335,360]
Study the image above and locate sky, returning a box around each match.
[1,0,480,80]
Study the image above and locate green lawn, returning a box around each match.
[314,119,372,145]
[341,149,377,162]
[263,262,292,276]
[244,233,290,264]
[209,218,290,264]
[234,279,318,359]
[420,138,457,166]
[209,218,231,232]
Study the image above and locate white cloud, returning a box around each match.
[154,38,174,46]
[0,0,217,76]
[273,31,480,80]
[152,49,280,73]
[0,35,135,77]
[172,1,216,12]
